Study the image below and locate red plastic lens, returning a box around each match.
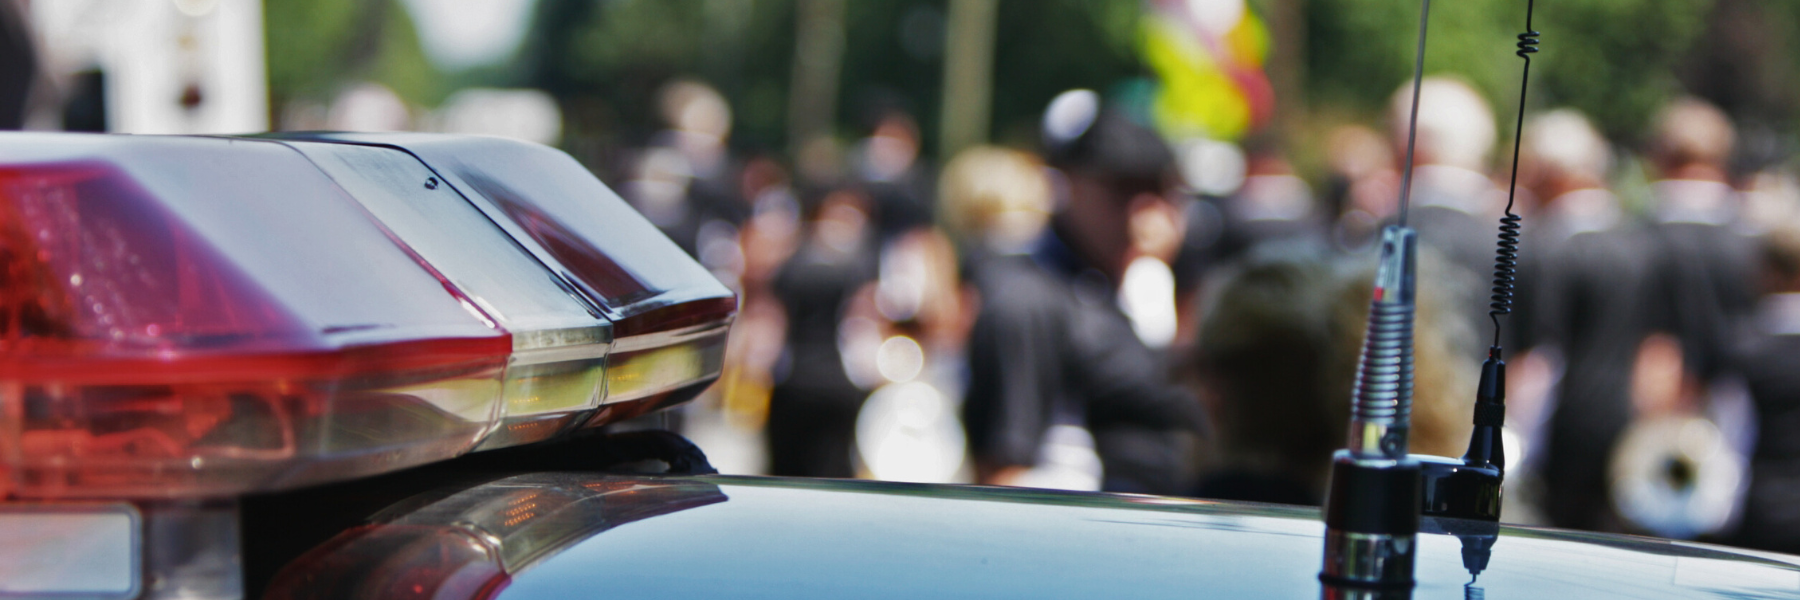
[0,162,300,359]
[0,139,512,499]
[0,133,735,500]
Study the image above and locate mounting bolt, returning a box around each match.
[1381,431,1406,457]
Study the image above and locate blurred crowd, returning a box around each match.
[626,76,1800,553]
[2,0,1797,566]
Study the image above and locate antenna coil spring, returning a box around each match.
[1354,300,1416,424]
[1491,2,1538,345]
[1516,30,1539,59]
[1489,213,1520,323]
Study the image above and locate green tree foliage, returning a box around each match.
[1536,0,1712,142]
[989,0,1144,145]
[265,0,442,108]
[518,0,796,150]
[1304,0,1711,142]
[516,0,1146,157]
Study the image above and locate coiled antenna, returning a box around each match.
[1490,0,1538,347]
[1466,579,1486,600]
[1431,0,1539,513]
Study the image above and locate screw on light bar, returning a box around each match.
[0,133,736,500]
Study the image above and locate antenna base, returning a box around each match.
[1418,455,1503,521]
[1322,451,1421,588]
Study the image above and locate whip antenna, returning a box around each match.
[1395,0,1433,227]
[1461,0,1540,476]
[1417,0,1543,527]
[1319,0,1434,592]
[1491,0,1538,345]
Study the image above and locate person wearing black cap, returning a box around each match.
[961,90,1207,495]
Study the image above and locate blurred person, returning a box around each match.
[1730,225,1800,553]
[1741,167,1800,236]
[844,227,980,483]
[738,156,805,287]
[1643,97,1756,387]
[625,79,746,256]
[681,156,804,474]
[0,0,34,129]
[1516,108,1661,530]
[616,84,746,440]
[941,140,1157,489]
[960,91,1206,495]
[611,81,744,440]
[1181,246,1479,505]
[930,146,1057,483]
[1324,125,1398,252]
[853,108,935,240]
[1206,137,1328,262]
[1182,250,1337,504]
[938,145,1053,258]
[1170,138,1326,354]
[1624,100,1760,537]
[764,188,879,478]
[1386,78,1503,300]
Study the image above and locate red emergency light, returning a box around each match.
[0,133,735,501]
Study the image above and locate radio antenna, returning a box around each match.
[1395,0,1432,227]
[1417,0,1542,527]
[1462,0,1539,477]
[1490,0,1537,347]
[1319,0,1432,592]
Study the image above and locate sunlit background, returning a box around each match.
[21,0,1796,170]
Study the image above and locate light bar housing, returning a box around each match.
[0,132,735,500]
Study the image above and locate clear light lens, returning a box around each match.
[321,134,737,420]
[0,504,139,597]
[279,141,615,450]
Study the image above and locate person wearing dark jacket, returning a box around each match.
[0,0,35,130]
[961,91,1205,495]
[1642,99,1756,385]
[1732,226,1800,553]
[1517,109,1660,531]
[765,189,879,478]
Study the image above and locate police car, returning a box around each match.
[0,133,1795,600]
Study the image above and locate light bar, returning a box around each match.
[0,133,736,500]
[285,134,735,428]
